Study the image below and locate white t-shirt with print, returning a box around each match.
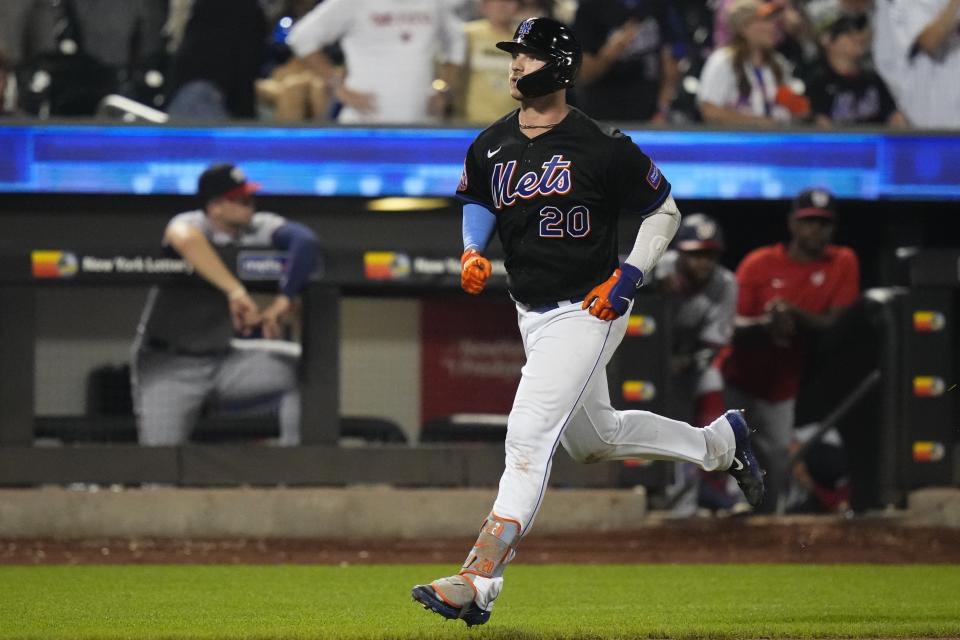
[288,0,467,124]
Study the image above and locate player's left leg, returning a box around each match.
[212,347,301,445]
[560,367,736,471]
[411,512,519,626]
[133,351,213,445]
[561,332,763,507]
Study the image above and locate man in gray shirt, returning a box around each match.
[132,163,320,446]
[656,213,740,513]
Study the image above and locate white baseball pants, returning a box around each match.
[492,300,736,533]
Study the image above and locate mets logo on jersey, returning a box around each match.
[490,154,572,210]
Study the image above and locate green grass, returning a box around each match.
[1,565,959,639]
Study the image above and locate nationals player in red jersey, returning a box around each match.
[721,187,860,513]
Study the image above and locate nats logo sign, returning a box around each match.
[490,154,572,210]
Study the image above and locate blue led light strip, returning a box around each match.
[1,124,957,200]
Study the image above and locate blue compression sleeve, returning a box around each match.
[462,203,497,252]
[272,221,321,297]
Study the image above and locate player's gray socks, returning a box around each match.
[430,513,520,612]
[461,513,521,579]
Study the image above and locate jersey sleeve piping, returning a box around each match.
[455,192,495,211]
[627,180,672,217]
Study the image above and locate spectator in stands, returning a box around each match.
[286,0,467,124]
[459,0,521,124]
[166,0,267,119]
[717,0,824,81]
[873,0,960,128]
[698,0,810,126]
[719,188,860,513]
[572,0,684,123]
[806,0,878,72]
[132,163,321,446]
[655,213,742,515]
[255,1,332,122]
[2,0,167,117]
[804,10,906,127]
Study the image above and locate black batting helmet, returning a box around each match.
[496,17,582,98]
[674,213,725,252]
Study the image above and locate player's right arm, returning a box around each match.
[164,220,259,333]
[460,203,496,294]
[456,142,498,294]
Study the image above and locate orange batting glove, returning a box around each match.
[461,248,492,294]
[582,264,643,321]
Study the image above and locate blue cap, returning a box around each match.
[674,213,725,252]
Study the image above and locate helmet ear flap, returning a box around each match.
[516,59,561,98]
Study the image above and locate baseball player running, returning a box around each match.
[411,17,765,626]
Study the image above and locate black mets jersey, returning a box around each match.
[456,106,671,307]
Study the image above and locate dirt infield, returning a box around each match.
[3,516,959,565]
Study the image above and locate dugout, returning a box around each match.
[0,122,957,508]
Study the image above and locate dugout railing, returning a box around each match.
[1,255,955,508]
[0,255,672,491]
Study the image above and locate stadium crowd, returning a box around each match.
[0,0,957,128]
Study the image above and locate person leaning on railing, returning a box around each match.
[131,163,321,447]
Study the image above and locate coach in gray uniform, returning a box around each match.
[132,163,320,446]
[656,213,736,427]
[656,213,739,513]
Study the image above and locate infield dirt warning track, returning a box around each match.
[3,515,960,565]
